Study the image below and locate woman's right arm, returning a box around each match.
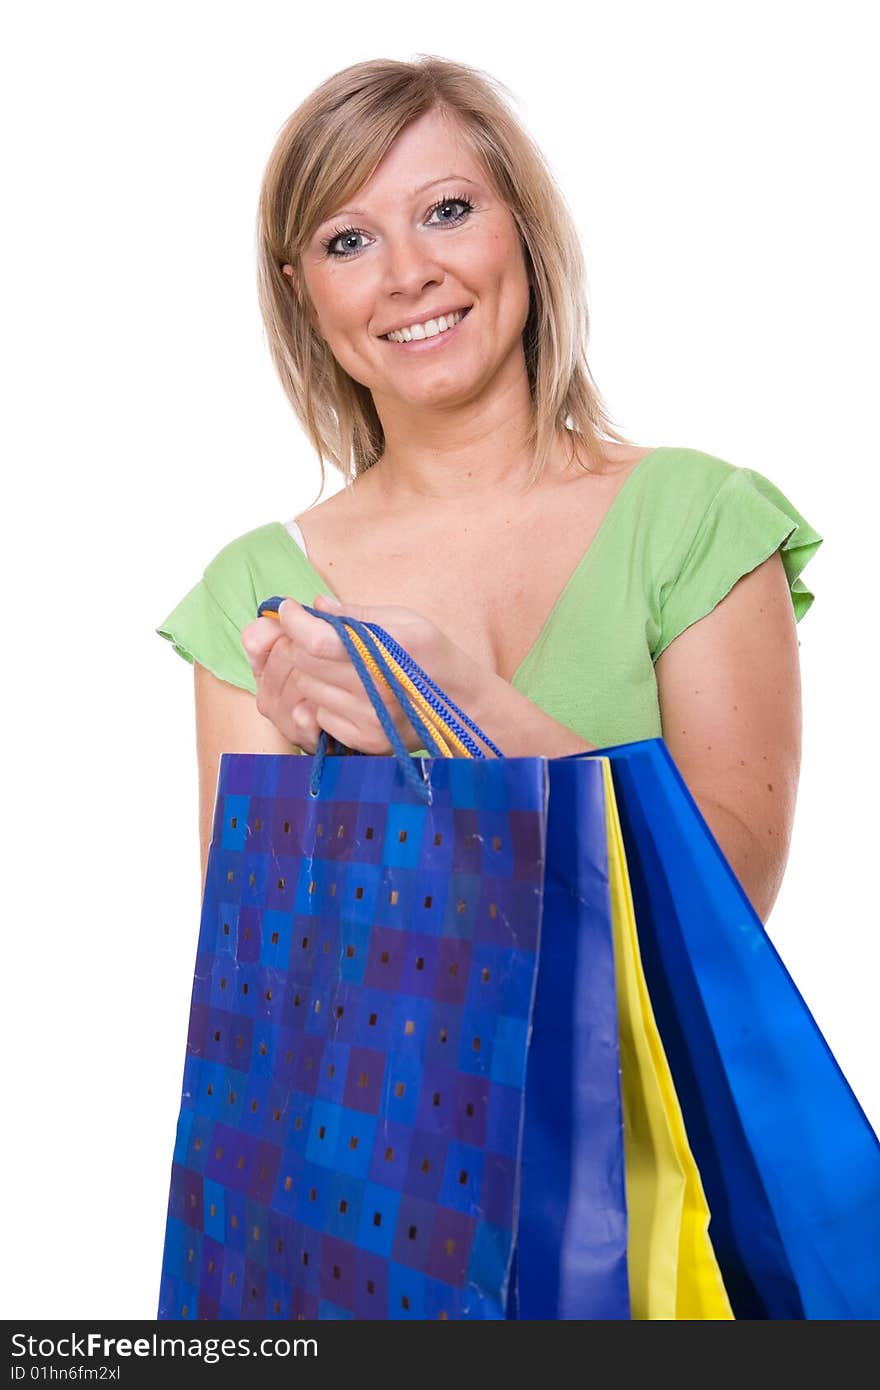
[194,661,300,894]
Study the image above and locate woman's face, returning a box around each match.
[295,108,532,415]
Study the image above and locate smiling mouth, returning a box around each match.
[381,306,471,344]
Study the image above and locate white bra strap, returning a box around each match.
[284,519,309,558]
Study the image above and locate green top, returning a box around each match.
[156,446,823,751]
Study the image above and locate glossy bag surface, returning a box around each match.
[158,604,734,1320]
[157,749,632,1320]
[596,738,880,1320]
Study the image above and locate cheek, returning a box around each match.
[476,231,529,299]
[304,269,360,335]
[483,252,531,334]
[317,283,379,360]
[506,252,532,330]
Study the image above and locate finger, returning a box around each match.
[290,668,358,722]
[310,594,395,625]
[307,600,458,683]
[252,629,361,743]
[277,598,350,663]
[311,597,435,633]
[290,700,321,754]
[276,610,395,703]
[289,595,410,670]
[259,636,314,714]
[311,702,387,755]
[241,614,287,676]
[286,686,361,757]
[285,640,372,697]
[294,668,411,753]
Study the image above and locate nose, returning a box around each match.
[382,232,444,300]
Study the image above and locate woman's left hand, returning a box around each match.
[240,595,491,754]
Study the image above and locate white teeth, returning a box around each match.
[385,308,466,343]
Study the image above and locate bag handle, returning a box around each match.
[255,598,502,804]
[362,621,504,759]
[334,617,464,757]
[306,608,449,802]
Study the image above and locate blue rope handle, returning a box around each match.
[342,616,478,755]
[321,608,453,760]
[362,624,484,758]
[304,609,450,803]
[256,596,435,799]
[364,621,504,759]
[254,596,503,802]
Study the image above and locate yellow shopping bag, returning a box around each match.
[600,759,732,1319]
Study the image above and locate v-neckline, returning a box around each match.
[274,445,665,689]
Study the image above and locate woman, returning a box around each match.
[158,56,821,925]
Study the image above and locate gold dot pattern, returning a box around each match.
[160,747,545,1320]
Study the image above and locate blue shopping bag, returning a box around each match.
[593,738,880,1320]
[517,753,629,1318]
[157,608,630,1320]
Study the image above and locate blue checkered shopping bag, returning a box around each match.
[157,606,632,1320]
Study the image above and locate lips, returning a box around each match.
[380,306,471,340]
[378,305,469,350]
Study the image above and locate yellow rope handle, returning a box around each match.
[260,599,475,757]
[343,623,473,758]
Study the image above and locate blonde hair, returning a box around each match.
[255,54,634,494]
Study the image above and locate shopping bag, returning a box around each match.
[599,758,731,1320]
[288,611,730,1319]
[158,609,632,1319]
[324,611,727,1318]
[592,737,880,1320]
[157,605,728,1319]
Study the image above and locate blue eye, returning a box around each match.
[426,195,474,226]
[320,194,475,259]
[322,227,366,258]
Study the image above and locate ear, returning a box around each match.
[282,263,320,335]
[281,263,301,304]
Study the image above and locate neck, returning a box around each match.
[366,358,564,506]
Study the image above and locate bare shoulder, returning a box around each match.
[569,438,659,480]
[292,475,369,549]
[606,441,658,471]
[553,441,661,511]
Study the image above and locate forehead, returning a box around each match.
[318,109,485,225]
[371,108,480,183]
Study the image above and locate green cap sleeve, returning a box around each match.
[156,568,257,694]
[653,467,823,662]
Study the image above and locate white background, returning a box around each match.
[3,1,877,1319]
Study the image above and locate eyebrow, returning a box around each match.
[318,175,481,228]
